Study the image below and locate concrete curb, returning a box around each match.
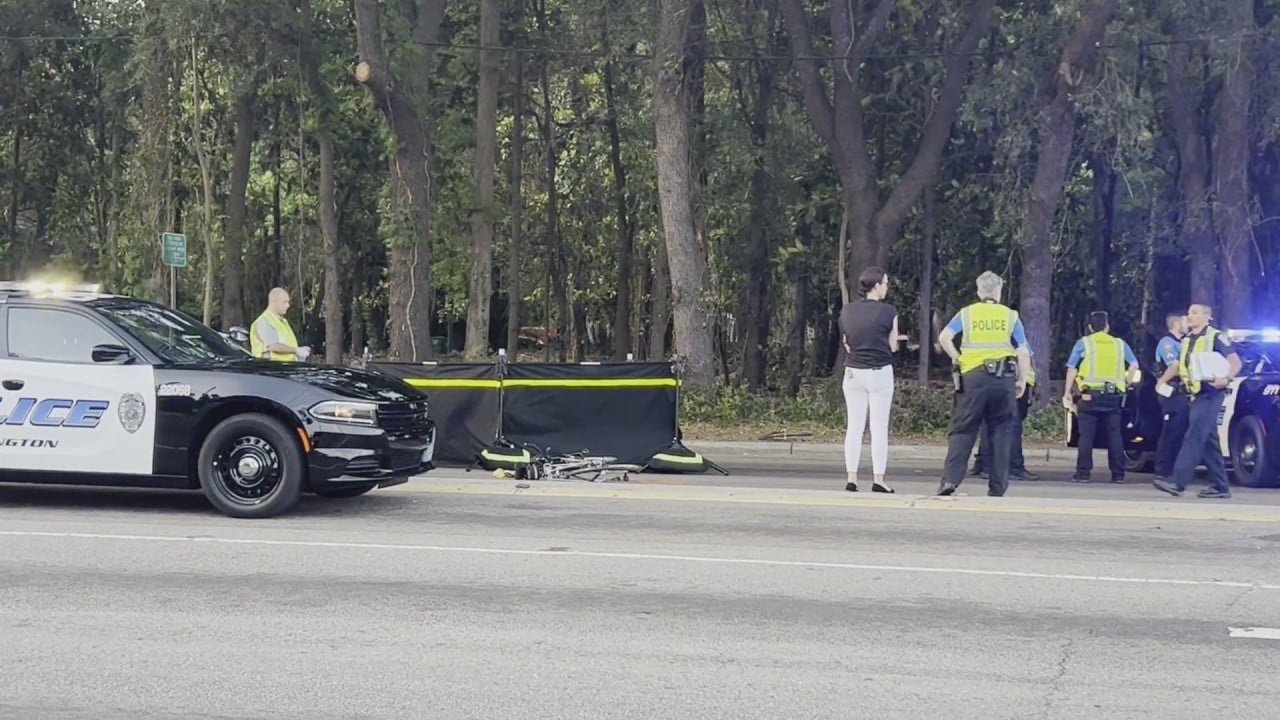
[682,439,1080,463]
[395,476,1280,523]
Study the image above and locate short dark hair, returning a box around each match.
[1088,311,1109,332]
[858,266,886,297]
[1166,311,1183,326]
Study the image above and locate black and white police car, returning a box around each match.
[1067,328,1280,488]
[0,281,436,517]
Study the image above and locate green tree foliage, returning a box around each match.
[0,0,1276,412]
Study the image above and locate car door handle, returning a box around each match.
[3,379,24,390]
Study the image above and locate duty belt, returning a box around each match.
[980,357,1017,377]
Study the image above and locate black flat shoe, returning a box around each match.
[872,483,895,494]
[845,482,858,492]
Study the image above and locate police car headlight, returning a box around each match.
[309,400,377,426]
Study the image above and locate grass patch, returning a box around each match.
[679,376,1067,445]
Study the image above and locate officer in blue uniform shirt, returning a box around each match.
[1153,303,1240,499]
[1063,311,1141,483]
[936,271,1032,497]
[1153,311,1188,483]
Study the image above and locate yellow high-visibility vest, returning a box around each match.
[958,302,1016,373]
[1178,327,1222,394]
[250,310,299,361]
[1076,332,1126,391]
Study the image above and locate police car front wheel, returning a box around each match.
[197,413,305,518]
[1229,415,1277,489]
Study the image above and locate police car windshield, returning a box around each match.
[91,300,250,364]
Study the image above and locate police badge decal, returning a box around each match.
[118,392,146,434]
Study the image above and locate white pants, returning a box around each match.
[842,365,895,475]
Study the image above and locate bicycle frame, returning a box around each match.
[517,442,643,483]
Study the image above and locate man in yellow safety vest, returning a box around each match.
[250,287,311,362]
[1062,311,1140,483]
[936,270,1032,497]
[1153,303,1241,499]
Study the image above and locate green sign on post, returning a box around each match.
[161,232,187,268]
[161,232,186,308]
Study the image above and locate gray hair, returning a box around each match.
[975,271,1003,301]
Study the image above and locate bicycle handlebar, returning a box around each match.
[515,441,596,460]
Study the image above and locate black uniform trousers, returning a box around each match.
[1154,391,1189,479]
[942,367,1018,496]
[1074,392,1125,480]
[974,388,1030,475]
[1171,387,1230,493]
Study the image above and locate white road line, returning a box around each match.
[1,529,1277,592]
[1228,627,1280,639]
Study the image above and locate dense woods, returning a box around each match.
[2,0,1277,417]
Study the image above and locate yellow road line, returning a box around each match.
[388,482,1280,523]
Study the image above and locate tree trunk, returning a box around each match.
[299,0,343,364]
[785,218,812,398]
[1213,0,1256,327]
[353,0,444,362]
[648,239,671,360]
[349,256,365,357]
[1164,25,1214,306]
[1089,150,1116,311]
[918,186,936,386]
[741,96,773,390]
[464,0,501,358]
[740,0,781,391]
[1021,0,1118,406]
[271,106,283,289]
[572,271,588,361]
[506,50,525,356]
[635,245,651,358]
[315,129,341,362]
[5,47,24,276]
[188,40,216,325]
[533,0,567,363]
[221,79,256,329]
[779,0,996,289]
[604,57,635,361]
[654,0,715,387]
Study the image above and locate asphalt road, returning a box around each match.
[1,479,1278,719]
[671,441,1280,504]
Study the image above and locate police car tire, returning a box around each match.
[1229,415,1276,489]
[197,413,305,518]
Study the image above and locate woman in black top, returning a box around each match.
[838,266,908,492]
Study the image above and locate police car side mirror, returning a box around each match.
[226,325,250,344]
[92,343,135,364]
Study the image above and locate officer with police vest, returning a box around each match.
[250,287,311,361]
[1153,303,1241,499]
[936,271,1031,497]
[1152,311,1188,484]
[1062,311,1140,483]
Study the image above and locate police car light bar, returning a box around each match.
[0,281,103,295]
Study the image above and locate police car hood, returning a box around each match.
[238,363,424,403]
